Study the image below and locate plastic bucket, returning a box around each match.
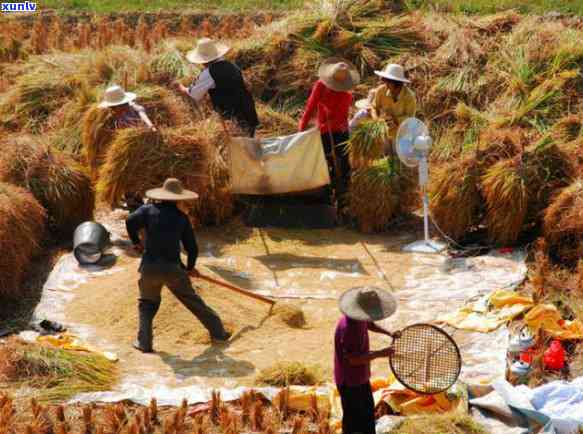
[73,222,110,265]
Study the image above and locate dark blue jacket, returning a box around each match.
[126,202,198,272]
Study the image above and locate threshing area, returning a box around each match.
[1,1,582,432]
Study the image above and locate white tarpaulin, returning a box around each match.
[229,128,330,195]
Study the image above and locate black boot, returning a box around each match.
[134,300,160,353]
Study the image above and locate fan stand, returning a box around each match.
[402,159,446,254]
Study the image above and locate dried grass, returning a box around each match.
[0,137,94,236]
[349,158,412,233]
[0,338,118,403]
[481,157,529,246]
[81,104,116,178]
[344,119,389,168]
[543,179,583,268]
[429,157,482,242]
[387,413,488,434]
[272,304,306,328]
[256,104,298,137]
[255,362,323,387]
[0,183,46,298]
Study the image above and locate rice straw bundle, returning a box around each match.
[543,179,583,268]
[344,119,389,168]
[0,338,118,403]
[255,362,322,387]
[429,157,482,242]
[81,104,116,178]
[96,123,212,205]
[349,157,410,233]
[0,138,94,236]
[148,48,192,84]
[551,115,582,144]
[256,104,297,137]
[477,127,525,165]
[0,71,78,132]
[481,157,529,246]
[0,183,46,298]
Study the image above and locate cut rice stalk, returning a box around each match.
[0,183,46,298]
[255,361,323,387]
[349,157,411,233]
[429,157,482,242]
[543,179,583,268]
[481,157,529,246]
[0,137,94,236]
[344,119,389,168]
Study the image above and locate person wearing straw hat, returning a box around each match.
[126,178,231,353]
[334,286,400,434]
[176,38,259,137]
[299,58,360,213]
[99,84,157,211]
[371,64,416,152]
[349,89,376,132]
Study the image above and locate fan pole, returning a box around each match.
[423,189,430,244]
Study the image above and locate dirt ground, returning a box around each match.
[64,210,415,388]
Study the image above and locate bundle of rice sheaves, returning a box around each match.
[0,338,118,403]
[255,361,322,387]
[349,157,411,233]
[0,183,46,298]
[481,157,529,246]
[543,179,583,268]
[97,120,233,226]
[82,85,196,177]
[429,157,482,242]
[256,103,298,137]
[0,137,94,236]
[147,48,192,84]
[0,70,79,132]
[344,118,389,168]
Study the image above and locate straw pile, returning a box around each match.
[255,361,322,387]
[256,103,297,137]
[0,182,46,298]
[429,157,482,242]
[543,179,583,268]
[272,303,306,328]
[82,85,197,177]
[344,119,389,168]
[0,338,118,403]
[0,137,94,236]
[97,119,234,226]
[349,158,412,233]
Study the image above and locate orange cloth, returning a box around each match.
[524,304,583,340]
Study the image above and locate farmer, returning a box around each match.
[299,58,360,214]
[99,84,157,211]
[349,89,376,132]
[126,178,231,353]
[370,64,416,153]
[335,286,400,434]
[177,38,259,137]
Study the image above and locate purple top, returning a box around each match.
[113,103,146,129]
[334,315,371,386]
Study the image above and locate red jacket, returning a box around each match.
[299,80,353,134]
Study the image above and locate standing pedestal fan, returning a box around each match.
[395,118,446,253]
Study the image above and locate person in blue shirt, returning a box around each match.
[126,178,230,353]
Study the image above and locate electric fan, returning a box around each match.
[395,118,446,253]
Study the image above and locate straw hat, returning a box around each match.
[145,178,199,201]
[339,286,397,322]
[318,57,360,92]
[355,89,375,110]
[187,38,231,64]
[374,64,411,83]
[98,85,137,108]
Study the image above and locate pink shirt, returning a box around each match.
[334,315,371,386]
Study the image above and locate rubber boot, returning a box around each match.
[134,300,160,353]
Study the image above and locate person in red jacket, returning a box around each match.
[299,58,360,212]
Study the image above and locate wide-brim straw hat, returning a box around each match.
[319,57,360,92]
[187,38,231,64]
[98,85,137,108]
[339,286,397,322]
[145,178,199,201]
[374,63,411,83]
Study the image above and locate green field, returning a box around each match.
[39,0,583,14]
